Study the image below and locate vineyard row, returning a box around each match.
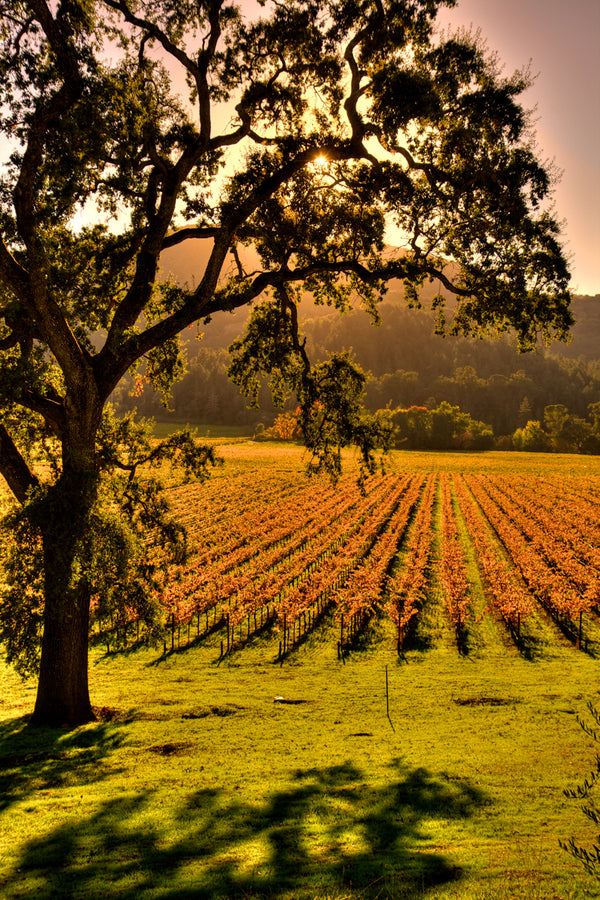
[91,470,600,659]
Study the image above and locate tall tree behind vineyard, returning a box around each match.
[0,0,571,726]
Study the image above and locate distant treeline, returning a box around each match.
[111,294,600,443]
[259,400,600,454]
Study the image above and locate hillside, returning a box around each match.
[559,295,600,359]
[117,244,600,435]
[160,241,599,360]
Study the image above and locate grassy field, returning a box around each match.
[1,446,600,899]
[151,423,254,441]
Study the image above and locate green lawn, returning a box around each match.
[1,448,600,898]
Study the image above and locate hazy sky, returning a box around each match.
[1,1,597,294]
[438,0,600,294]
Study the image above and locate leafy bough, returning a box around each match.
[0,409,220,675]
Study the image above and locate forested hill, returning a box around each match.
[158,241,599,361]
[159,241,599,361]
[559,295,600,360]
[300,294,600,436]
[113,244,600,437]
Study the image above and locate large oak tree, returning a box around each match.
[0,0,571,726]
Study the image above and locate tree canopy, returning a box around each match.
[0,0,572,726]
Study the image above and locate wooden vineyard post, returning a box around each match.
[226,614,230,652]
[386,665,389,718]
[386,665,394,731]
[578,610,583,651]
[171,613,176,652]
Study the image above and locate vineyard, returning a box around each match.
[3,448,600,900]
[92,452,600,663]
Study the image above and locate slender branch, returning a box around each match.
[0,422,39,504]
[396,146,448,198]
[99,247,468,399]
[0,238,29,301]
[103,0,224,147]
[230,242,246,280]
[9,1,93,384]
[343,28,369,148]
[277,284,311,375]
[197,0,224,145]
[17,390,64,436]
[95,227,234,396]
[224,256,469,307]
[161,226,221,249]
[103,0,204,85]
[102,182,186,353]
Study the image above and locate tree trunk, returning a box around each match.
[30,462,99,728]
[31,574,94,727]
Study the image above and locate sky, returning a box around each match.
[437,0,600,295]
[1,1,597,295]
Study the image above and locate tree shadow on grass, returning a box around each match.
[0,715,126,813]
[1,757,487,899]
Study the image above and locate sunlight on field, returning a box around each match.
[2,445,600,898]
[216,442,600,478]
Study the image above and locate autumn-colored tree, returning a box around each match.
[271,413,299,442]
